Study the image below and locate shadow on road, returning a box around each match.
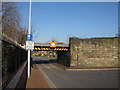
[32,57,58,65]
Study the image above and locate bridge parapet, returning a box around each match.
[34,43,69,47]
[2,33,25,49]
[2,34,27,89]
[34,43,69,51]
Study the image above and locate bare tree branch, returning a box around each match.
[2,2,27,45]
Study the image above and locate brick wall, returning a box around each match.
[69,37,119,67]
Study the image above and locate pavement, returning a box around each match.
[25,64,51,89]
[52,63,120,71]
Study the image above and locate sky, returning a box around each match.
[17,2,118,43]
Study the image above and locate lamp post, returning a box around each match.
[27,0,32,78]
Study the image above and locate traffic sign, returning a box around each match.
[50,41,56,47]
[27,34,33,41]
[26,41,34,50]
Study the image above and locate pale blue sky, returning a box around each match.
[17,2,118,43]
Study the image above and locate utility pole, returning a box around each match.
[27,0,32,78]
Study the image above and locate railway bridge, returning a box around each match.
[34,43,69,51]
[33,42,70,66]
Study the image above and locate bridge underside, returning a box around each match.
[33,45,70,67]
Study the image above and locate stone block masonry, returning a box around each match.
[69,37,119,68]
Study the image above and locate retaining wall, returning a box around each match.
[69,37,119,67]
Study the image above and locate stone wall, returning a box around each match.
[69,37,119,67]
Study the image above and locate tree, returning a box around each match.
[2,2,27,45]
[57,42,64,44]
[2,2,20,39]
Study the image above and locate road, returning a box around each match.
[33,57,118,88]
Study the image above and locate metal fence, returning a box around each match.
[2,40,27,89]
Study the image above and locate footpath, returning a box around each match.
[25,64,51,89]
[52,63,119,71]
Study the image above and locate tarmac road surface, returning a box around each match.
[33,57,119,88]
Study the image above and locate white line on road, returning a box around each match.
[36,64,56,88]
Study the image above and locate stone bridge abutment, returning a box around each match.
[58,37,119,68]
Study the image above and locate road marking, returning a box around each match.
[36,64,56,88]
